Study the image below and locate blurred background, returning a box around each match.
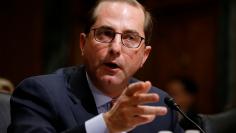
[0,0,235,114]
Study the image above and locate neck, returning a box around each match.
[95,80,128,98]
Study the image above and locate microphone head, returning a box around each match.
[164,97,207,133]
[164,97,179,111]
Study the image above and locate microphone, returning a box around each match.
[164,97,207,133]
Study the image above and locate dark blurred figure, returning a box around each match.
[165,76,203,130]
[0,77,12,133]
[0,77,14,94]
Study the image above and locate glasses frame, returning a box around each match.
[91,28,145,48]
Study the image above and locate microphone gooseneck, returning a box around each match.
[164,97,207,133]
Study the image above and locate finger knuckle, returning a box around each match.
[133,95,142,102]
[138,106,146,114]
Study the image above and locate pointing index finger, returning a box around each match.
[125,81,151,97]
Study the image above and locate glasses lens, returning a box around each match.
[94,28,114,43]
[122,33,141,48]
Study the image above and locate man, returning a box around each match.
[8,0,183,133]
[0,77,14,94]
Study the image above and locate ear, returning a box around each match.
[80,33,87,56]
[140,45,151,68]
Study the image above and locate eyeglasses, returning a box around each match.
[91,28,145,48]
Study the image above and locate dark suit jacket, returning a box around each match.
[0,92,11,133]
[8,66,183,133]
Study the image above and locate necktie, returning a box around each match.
[98,98,117,113]
[109,98,117,110]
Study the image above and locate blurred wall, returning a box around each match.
[226,0,236,108]
[0,0,43,85]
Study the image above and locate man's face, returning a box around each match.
[80,2,151,91]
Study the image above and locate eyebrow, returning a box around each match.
[93,25,114,30]
[123,30,139,35]
[94,25,142,36]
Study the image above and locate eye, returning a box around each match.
[96,28,114,37]
[94,28,115,43]
[123,33,138,41]
[103,29,114,37]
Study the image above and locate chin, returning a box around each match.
[100,75,124,86]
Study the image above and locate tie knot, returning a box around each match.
[110,98,117,108]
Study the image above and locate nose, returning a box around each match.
[109,33,122,57]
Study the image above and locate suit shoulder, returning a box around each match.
[18,66,80,89]
[18,73,65,89]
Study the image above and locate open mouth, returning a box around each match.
[104,62,119,69]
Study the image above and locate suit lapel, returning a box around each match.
[65,66,98,123]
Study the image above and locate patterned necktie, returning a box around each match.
[109,98,117,109]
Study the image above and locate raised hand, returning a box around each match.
[103,81,168,133]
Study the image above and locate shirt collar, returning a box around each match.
[86,72,112,108]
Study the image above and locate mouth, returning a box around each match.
[104,62,120,69]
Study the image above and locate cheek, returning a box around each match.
[123,50,144,72]
[84,44,108,63]
[125,50,143,65]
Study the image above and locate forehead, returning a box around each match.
[93,1,145,35]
